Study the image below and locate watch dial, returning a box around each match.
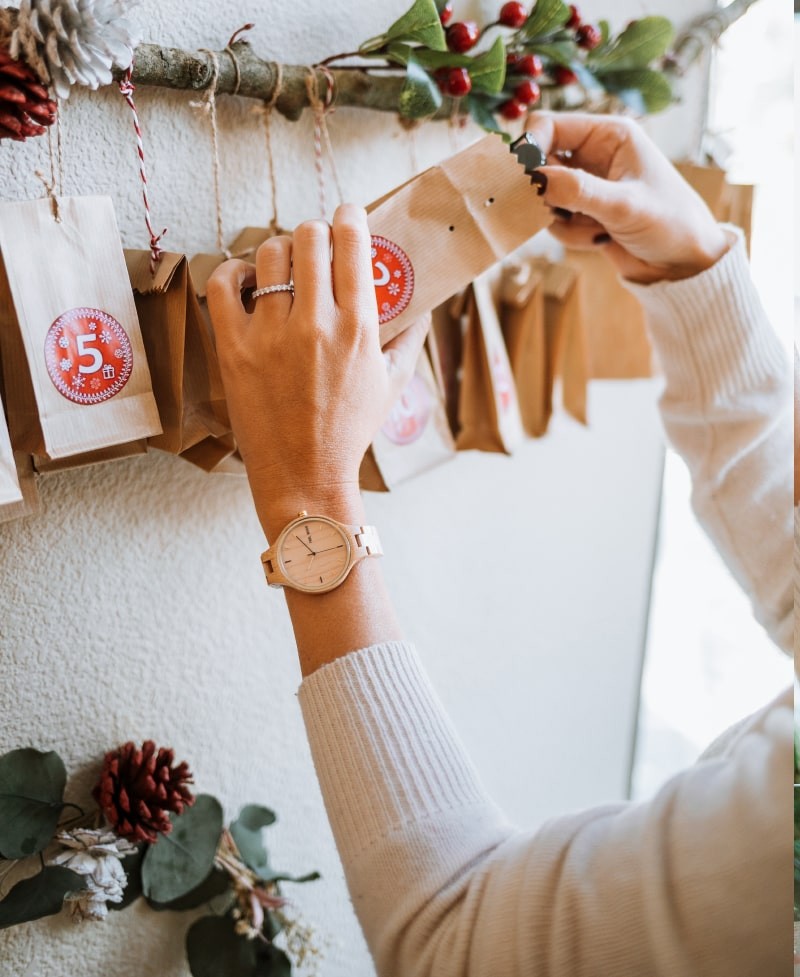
[279,518,351,591]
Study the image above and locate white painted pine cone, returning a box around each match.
[11,0,140,99]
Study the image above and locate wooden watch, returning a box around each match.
[260,511,383,594]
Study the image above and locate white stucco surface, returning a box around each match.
[0,1,712,974]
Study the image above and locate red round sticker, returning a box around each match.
[491,349,514,413]
[371,235,414,325]
[44,308,133,405]
[381,372,432,445]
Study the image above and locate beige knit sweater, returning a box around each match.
[298,230,794,977]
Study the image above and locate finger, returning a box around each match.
[332,204,374,320]
[548,219,608,250]
[207,259,257,342]
[525,111,634,159]
[291,219,334,321]
[548,221,656,280]
[254,235,293,322]
[382,313,431,403]
[537,164,635,229]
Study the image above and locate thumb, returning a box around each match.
[539,164,634,228]
[382,313,431,403]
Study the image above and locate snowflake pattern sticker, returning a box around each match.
[381,372,432,445]
[371,235,414,325]
[44,308,133,405]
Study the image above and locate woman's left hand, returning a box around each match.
[207,204,429,539]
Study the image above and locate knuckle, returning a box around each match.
[294,219,330,242]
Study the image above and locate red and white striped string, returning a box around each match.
[118,64,167,276]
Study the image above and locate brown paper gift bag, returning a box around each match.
[0,393,21,508]
[563,250,652,381]
[429,293,465,438]
[456,272,525,454]
[500,260,549,436]
[675,162,754,254]
[362,351,456,491]
[367,134,552,346]
[126,250,230,454]
[0,196,161,459]
[540,261,589,426]
[0,451,39,524]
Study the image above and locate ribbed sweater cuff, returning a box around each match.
[624,227,788,403]
[298,641,497,861]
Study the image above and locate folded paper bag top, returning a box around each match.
[367,133,553,346]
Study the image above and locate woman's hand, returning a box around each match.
[525,112,729,284]
[207,203,429,540]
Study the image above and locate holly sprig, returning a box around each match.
[0,747,319,977]
[326,0,675,135]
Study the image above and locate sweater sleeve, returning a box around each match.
[624,228,793,653]
[299,643,792,977]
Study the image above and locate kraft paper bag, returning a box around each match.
[189,227,287,301]
[456,273,525,454]
[363,351,456,491]
[675,162,754,254]
[0,451,39,524]
[126,250,230,454]
[179,432,244,474]
[500,260,549,437]
[429,294,465,438]
[564,249,652,380]
[367,134,553,346]
[0,196,161,459]
[0,394,21,507]
[540,261,589,426]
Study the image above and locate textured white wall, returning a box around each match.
[0,1,711,974]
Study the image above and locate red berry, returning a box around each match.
[499,98,527,120]
[506,51,520,66]
[446,21,480,53]
[516,53,543,77]
[499,2,527,28]
[445,66,472,97]
[566,4,581,29]
[439,3,453,26]
[513,79,541,105]
[576,24,601,50]
[554,66,578,85]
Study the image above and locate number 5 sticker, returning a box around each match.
[44,307,134,405]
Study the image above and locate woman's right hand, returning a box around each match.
[524,112,730,284]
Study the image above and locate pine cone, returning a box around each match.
[0,46,56,141]
[11,0,141,100]
[93,740,195,844]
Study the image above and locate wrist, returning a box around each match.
[252,478,366,543]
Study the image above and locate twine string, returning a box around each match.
[259,61,283,233]
[225,23,254,97]
[305,66,343,220]
[36,95,64,221]
[193,49,231,258]
[118,65,167,276]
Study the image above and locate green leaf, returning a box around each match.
[529,41,576,68]
[466,95,508,139]
[569,61,605,94]
[597,67,673,114]
[254,944,292,977]
[0,867,85,929]
[469,37,507,94]
[0,748,67,858]
[589,17,674,70]
[597,19,611,50]
[110,845,145,911]
[230,804,276,878]
[186,914,257,977]
[148,867,230,911]
[521,0,570,41]
[398,56,443,119]
[386,0,447,50]
[141,794,224,905]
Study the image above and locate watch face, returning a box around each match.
[278,517,352,592]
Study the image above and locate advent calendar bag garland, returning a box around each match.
[0,196,161,459]
[456,273,524,455]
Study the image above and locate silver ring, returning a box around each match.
[252,282,294,299]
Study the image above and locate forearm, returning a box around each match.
[254,482,403,677]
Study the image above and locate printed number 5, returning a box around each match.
[76,333,103,374]
[373,262,390,288]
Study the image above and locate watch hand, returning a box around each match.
[294,534,315,556]
[315,545,345,554]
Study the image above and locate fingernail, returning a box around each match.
[553,207,573,221]
[530,171,547,196]
[593,233,612,245]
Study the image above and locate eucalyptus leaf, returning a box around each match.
[466,95,508,139]
[521,0,570,41]
[254,943,292,977]
[386,0,447,51]
[141,794,224,905]
[259,869,321,885]
[148,867,230,911]
[0,867,85,929]
[589,17,674,70]
[186,914,257,977]
[230,804,276,878]
[597,67,673,113]
[0,748,67,858]
[398,56,442,119]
